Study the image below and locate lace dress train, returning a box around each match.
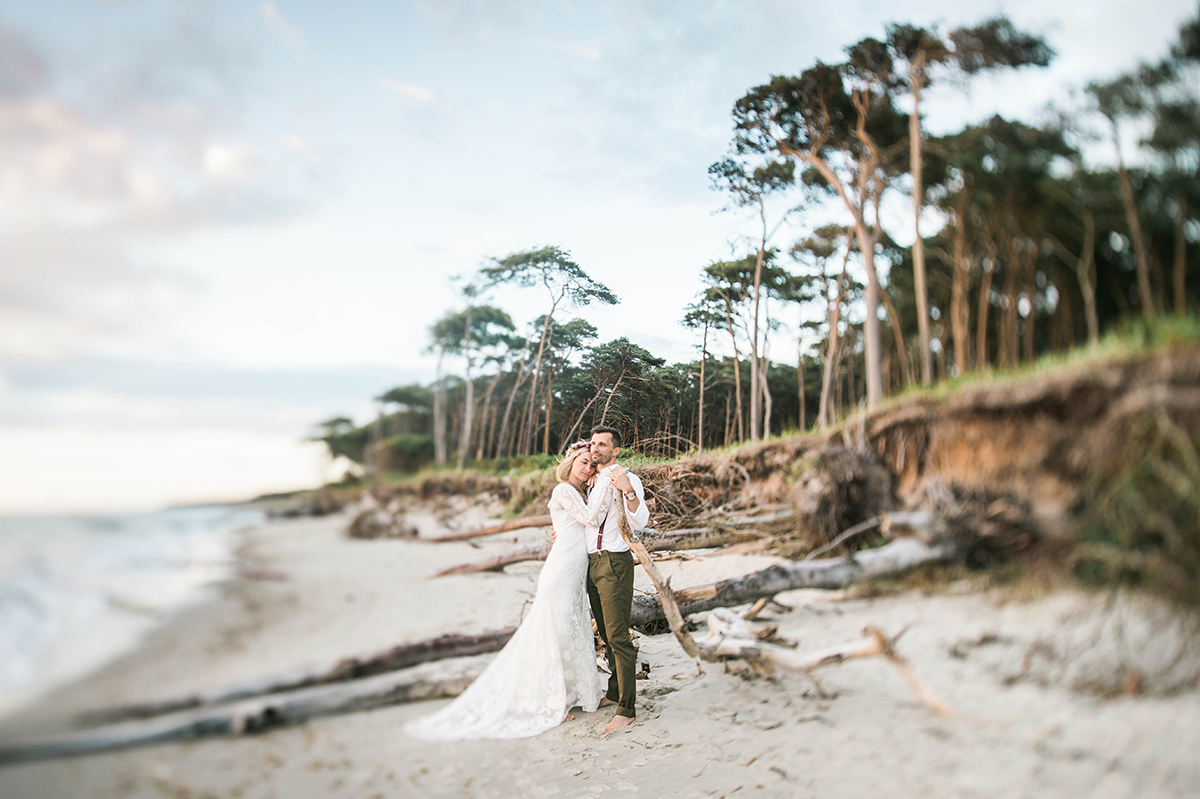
[404,481,609,740]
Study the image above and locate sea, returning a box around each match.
[0,504,264,720]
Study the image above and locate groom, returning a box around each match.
[586,425,649,734]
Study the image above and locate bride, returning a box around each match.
[405,443,635,740]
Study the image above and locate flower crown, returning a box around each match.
[568,440,590,451]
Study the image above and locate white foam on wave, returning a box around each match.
[0,505,264,719]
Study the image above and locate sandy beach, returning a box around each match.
[2,499,1199,799]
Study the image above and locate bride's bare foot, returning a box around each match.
[602,714,634,735]
[564,713,576,722]
[598,698,617,708]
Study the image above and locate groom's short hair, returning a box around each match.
[590,425,622,448]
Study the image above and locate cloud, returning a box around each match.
[0,26,49,97]
[202,142,253,179]
[379,78,434,102]
[0,18,315,368]
[282,133,311,155]
[0,358,421,432]
[547,42,601,59]
[260,1,308,56]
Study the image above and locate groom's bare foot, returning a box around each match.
[598,698,618,708]
[602,714,634,734]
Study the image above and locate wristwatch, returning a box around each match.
[624,490,637,501]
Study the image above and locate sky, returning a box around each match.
[0,0,1194,514]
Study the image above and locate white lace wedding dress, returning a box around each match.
[404,480,609,740]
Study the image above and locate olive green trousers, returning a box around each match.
[587,550,636,718]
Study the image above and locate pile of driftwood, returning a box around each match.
[0,447,1026,763]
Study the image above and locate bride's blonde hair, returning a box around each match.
[555,445,591,487]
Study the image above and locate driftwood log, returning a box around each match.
[431,525,766,577]
[423,515,553,543]
[0,656,490,764]
[630,533,956,627]
[78,629,515,726]
[697,609,952,716]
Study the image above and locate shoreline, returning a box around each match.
[1,503,1198,797]
[0,506,267,725]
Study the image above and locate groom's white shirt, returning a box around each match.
[585,464,650,554]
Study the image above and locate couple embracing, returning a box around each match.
[405,425,649,741]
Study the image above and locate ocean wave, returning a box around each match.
[0,505,264,719]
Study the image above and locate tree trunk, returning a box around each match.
[1175,195,1189,317]
[1001,239,1021,368]
[723,391,732,447]
[598,368,626,426]
[976,243,996,369]
[1021,241,1038,364]
[1113,124,1154,318]
[476,372,503,460]
[521,313,556,455]
[542,370,557,455]
[1077,214,1100,345]
[698,322,708,451]
[1152,249,1167,316]
[750,224,767,441]
[456,305,475,471]
[560,383,608,452]
[494,351,530,458]
[879,287,912,389]
[950,189,972,373]
[856,224,883,407]
[791,148,882,408]
[909,59,933,385]
[759,351,772,438]
[818,243,851,429]
[797,343,806,432]
[722,301,745,443]
[432,351,447,465]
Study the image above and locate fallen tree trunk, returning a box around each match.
[694,507,795,528]
[0,656,490,764]
[79,629,515,726]
[431,526,765,577]
[630,535,958,627]
[423,515,553,543]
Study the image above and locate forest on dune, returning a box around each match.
[314,9,1200,476]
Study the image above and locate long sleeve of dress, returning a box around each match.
[551,482,611,529]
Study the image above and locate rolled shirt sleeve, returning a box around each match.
[625,473,650,531]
